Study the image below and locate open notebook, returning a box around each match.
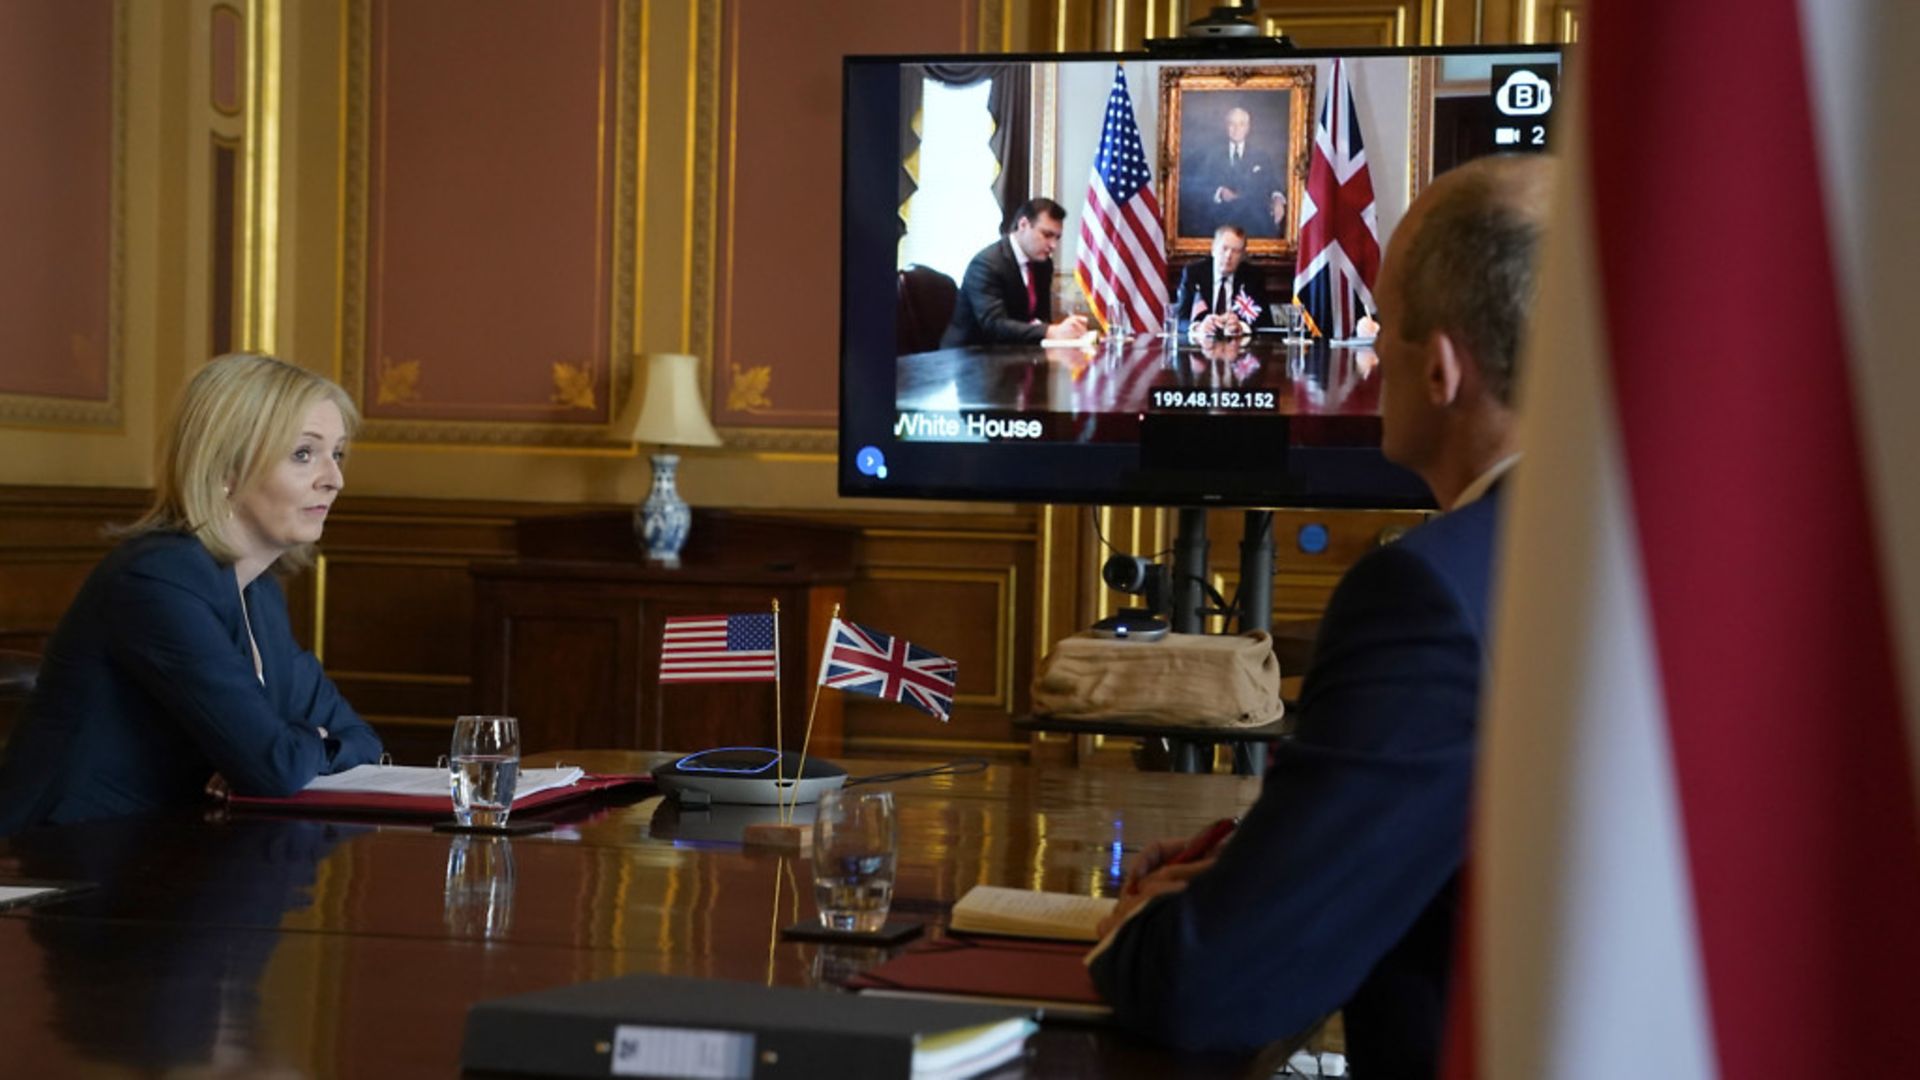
[948,885,1117,943]
[228,765,648,819]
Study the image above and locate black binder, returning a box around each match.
[460,972,1035,1078]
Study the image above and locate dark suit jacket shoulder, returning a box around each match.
[0,531,383,835]
[1089,490,1502,1077]
[940,237,1052,347]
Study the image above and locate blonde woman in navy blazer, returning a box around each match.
[0,354,382,834]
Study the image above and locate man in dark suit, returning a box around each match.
[1088,154,1556,1078]
[1173,224,1274,340]
[940,197,1089,348]
[1182,106,1289,239]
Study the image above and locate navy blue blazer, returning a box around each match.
[1090,487,1502,1078]
[0,532,382,835]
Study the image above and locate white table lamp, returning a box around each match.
[623,353,723,566]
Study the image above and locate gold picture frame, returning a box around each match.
[1158,65,1315,260]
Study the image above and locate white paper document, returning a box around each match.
[0,885,60,910]
[304,764,585,803]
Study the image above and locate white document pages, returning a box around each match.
[304,764,585,803]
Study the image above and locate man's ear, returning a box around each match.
[1425,329,1466,407]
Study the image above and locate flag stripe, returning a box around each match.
[1470,75,1719,1078]
[1796,0,1920,798]
[1589,1,1920,1074]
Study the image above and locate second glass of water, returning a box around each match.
[450,715,520,827]
[812,789,897,933]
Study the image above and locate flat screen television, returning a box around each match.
[840,44,1562,508]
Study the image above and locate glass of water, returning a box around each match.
[812,789,897,933]
[1276,302,1308,341]
[450,715,520,827]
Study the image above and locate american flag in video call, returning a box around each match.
[1073,66,1169,334]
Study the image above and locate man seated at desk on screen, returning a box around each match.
[1173,223,1272,342]
[1088,154,1554,1079]
[940,197,1089,348]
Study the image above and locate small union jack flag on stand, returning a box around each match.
[817,618,959,721]
[1232,287,1262,324]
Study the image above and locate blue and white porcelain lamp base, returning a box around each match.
[636,452,693,566]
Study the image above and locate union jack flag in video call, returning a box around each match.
[818,618,958,722]
[1293,58,1381,340]
[1233,287,1262,323]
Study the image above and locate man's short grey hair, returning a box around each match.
[1395,162,1550,405]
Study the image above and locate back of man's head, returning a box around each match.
[1394,155,1555,405]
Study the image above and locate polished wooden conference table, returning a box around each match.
[0,752,1275,1078]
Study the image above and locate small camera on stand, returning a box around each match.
[1093,555,1172,641]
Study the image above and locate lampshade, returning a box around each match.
[625,353,722,448]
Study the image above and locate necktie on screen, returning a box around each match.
[1025,266,1037,315]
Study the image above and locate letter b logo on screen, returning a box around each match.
[1490,63,1559,152]
[1495,69,1554,116]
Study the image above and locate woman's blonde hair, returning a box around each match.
[128,353,360,567]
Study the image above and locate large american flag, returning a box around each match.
[659,613,777,683]
[817,618,958,721]
[1073,66,1168,334]
[1292,59,1380,340]
[1447,3,1920,1077]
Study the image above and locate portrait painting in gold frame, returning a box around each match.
[1158,66,1314,260]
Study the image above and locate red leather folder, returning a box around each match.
[228,773,651,819]
[846,934,1107,1010]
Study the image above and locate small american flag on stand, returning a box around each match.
[659,613,778,683]
[1073,65,1168,334]
[818,618,958,721]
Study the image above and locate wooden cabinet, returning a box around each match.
[471,511,856,756]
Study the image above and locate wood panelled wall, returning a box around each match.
[0,485,1420,762]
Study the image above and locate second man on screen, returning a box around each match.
[942,197,1090,347]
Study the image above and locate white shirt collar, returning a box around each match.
[1008,235,1032,274]
[1453,453,1521,510]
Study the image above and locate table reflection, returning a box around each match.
[443,834,516,938]
[897,332,1382,422]
[0,757,1266,1078]
[1,816,357,1073]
